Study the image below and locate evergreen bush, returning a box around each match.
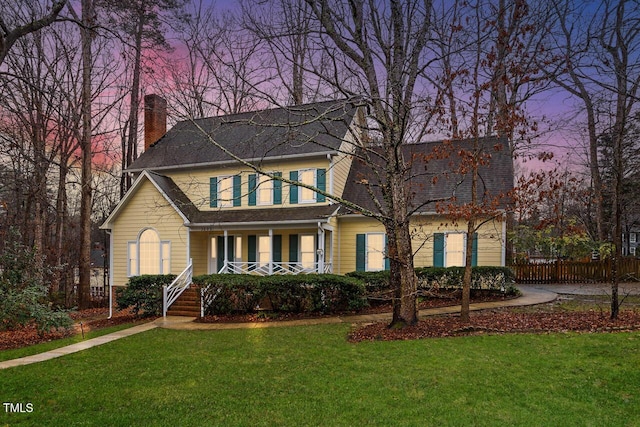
[116,274,176,317]
[0,229,72,333]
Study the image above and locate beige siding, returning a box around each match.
[410,216,505,268]
[110,179,189,287]
[166,158,333,211]
[335,217,386,274]
[189,232,209,277]
[335,215,506,275]
[330,124,358,199]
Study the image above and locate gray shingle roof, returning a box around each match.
[128,99,358,172]
[341,137,514,215]
[146,171,338,226]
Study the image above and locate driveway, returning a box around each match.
[530,282,640,296]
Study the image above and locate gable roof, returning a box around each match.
[101,170,339,230]
[341,137,514,215]
[128,99,359,172]
[100,171,191,229]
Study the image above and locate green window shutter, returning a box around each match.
[289,171,299,204]
[233,175,241,207]
[273,235,282,263]
[273,172,282,205]
[384,234,390,271]
[248,235,256,271]
[316,168,326,202]
[210,177,217,208]
[248,174,257,206]
[356,234,366,272]
[216,236,224,272]
[289,234,299,263]
[433,233,444,267]
[472,233,478,267]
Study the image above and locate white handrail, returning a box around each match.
[162,259,193,317]
[217,261,332,276]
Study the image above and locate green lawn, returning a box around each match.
[1,324,639,426]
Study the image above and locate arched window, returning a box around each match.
[127,229,170,276]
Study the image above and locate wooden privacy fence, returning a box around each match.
[510,259,640,284]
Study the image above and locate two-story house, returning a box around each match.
[101,96,513,313]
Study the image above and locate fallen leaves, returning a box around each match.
[348,309,640,342]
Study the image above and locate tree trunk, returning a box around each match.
[389,220,419,328]
[78,0,94,309]
[388,168,418,327]
[124,17,144,193]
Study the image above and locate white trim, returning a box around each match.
[364,232,386,272]
[127,228,172,276]
[126,151,338,173]
[442,231,467,268]
[501,214,507,266]
[256,173,274,206]
[216,175,235,208]
[107,230,113,319]
[298,168,318,204]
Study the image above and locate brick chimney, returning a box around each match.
[144,94,167,151]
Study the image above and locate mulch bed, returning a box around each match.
[0,308,150,351]
[348,309,640,342]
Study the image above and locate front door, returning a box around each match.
[210,236,235,273]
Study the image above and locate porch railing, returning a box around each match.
[218,261,333,276]
[162,259,193,317]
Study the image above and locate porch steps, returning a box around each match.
[166,286,200,317]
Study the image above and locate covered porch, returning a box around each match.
[187,205,338,276]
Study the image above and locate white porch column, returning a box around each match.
[317,222,325,273]
[268,229,274,274]
[223,229,228,272]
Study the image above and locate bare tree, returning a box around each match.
[97,0,186,195]
[0,0,67,65]
[431,0,551,321]
[243,0,322,105]
[292,0,439,327]
[546,0,640,318]
[160,5,270,119]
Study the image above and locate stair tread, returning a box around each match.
[166,285,200,316]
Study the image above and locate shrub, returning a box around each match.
[195,274,367,315]
[194,274,262,315]
[0,229,72,333]
[347,266,518,300]
[415,266,516,294]
[116,274,176,317]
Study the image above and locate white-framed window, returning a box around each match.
[298,169,316,203]
[631,246,637,256]
[356,233,387,272]
[366,233,386,271]
[217,175,234,208]
[631,233,637,244]
[257,174,273,205]
[258,235,271,267]
[299,234,316,270]
[445,233,465,267]
[127,228,170,276]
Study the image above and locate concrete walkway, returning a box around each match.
[0,322,158,370]
[0,285,556,369]
[154,285,557,330]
